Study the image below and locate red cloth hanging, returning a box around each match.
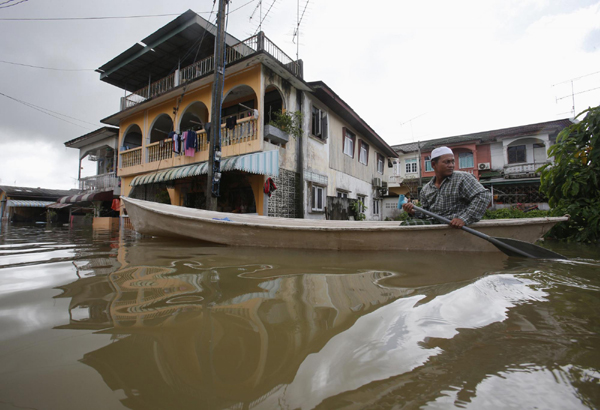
[263,178,277,197]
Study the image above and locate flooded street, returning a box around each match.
[1,224,599,410]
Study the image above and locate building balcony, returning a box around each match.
[119,33,302,112]
[79,172,119,192]
[119,117,260,175]
[503,161,550,179]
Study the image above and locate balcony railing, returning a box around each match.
[121,147,142,168]
[504,161,549,178]
[120,33,300,111]
[79,172,119,191]
[126,118,259,168]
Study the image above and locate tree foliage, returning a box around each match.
[539,105,600,243]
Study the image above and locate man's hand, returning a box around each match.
[402,202,415,215]
[450,217,465,228]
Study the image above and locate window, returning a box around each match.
[458,152,474,169]
[377,154,384,174]
[343,128,355,158]
[372,199,380,216]
[311,106,328,140]
[359,140,369,165]
[312,185,325,211]
[357,195,366,213]
[425,156,433,172]
[405,158,417,173]
[508,145,526,163]
[337,191,348,198]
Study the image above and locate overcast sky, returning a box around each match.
[1,0,599,189]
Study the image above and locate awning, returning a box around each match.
[46,203,72,209]
[130,150,279,186]
[6,200,55,208]
[58,190,114,204]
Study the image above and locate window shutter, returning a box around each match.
[321,111,328,140]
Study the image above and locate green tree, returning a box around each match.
[539,105,600,243]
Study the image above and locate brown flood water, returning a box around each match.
[0,223,599,410]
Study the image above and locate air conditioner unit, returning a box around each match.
[372,177,382,187]
[478,162,491,170]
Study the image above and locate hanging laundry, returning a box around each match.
[170,131,179,153]
[226,116,237,130]
[263,177,277,197]
[111,199,120,212]
[185,130,197,157]
[180,132,186,155]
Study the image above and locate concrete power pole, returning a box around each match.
[206,0,229,211]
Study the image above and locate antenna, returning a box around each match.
[292,0,309,61]
[553,70,600,117]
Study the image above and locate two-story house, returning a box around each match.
[388,118,574,213]
[77,10,397,222]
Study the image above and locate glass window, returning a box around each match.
[337,191,348,199]
[344,130,355,157]
[359,141,368,165]
[312,185,325,211]
[372,199,380,215]
[311,106,328,139]
[425,156,433,172]
[357,195,366,213]
[458,152,474,169]
[377,154,384,174]
[405,158,417,173]
[508,145,526,163]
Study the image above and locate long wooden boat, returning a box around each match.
[122,197,568,252]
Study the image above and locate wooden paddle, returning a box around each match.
[411,205,566,259]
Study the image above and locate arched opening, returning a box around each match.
[222,85,258,122]
[264,85,284,125]
[149,114,174,144]
[122,124,142,150]
[179,101,209,132]
[217,171,257,213]
[507,138,545,164]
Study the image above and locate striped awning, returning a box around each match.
[6,200,55,208]
[58,190,114,204]
[130,150,279,186]
[46,203,72,209]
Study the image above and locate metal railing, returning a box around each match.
[79,172,119,191]
[504,161,550,178]
[120,33,300,111]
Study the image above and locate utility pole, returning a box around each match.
[206,0,229,211]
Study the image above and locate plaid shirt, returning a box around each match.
[416,171,492,225]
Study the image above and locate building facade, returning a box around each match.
[388,118,574,214]
[82,10,397,222]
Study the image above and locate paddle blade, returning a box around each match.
[492,237,566,259]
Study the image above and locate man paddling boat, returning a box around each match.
[403,146,492,228]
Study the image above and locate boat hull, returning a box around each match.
[122,197,567,252]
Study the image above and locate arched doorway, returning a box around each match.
[122,124,142,150]
[149,114,174,144]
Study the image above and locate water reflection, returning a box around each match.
[2,224,598,409]
[50,239,518,409]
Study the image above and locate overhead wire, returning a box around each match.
[0,91,97,130]
[0,0,27,9]
[0,59,94,71]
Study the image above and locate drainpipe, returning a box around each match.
[297,90,304,217]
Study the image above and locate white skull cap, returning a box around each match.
[431,146,453,159]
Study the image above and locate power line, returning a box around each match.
[0,59,94,71]
[0,0,27,9]
[0,91,97,130]
[0,12,182,21]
